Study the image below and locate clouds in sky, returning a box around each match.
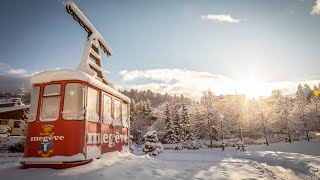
[201,14,240,23]
[6,68,28,76]
[118,68,320,99]
[0,63,33,93]
[311,0,320,15]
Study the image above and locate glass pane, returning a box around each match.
[43,84,61,96]
[28,86,40,121]
[40,96,60,121]
[122,103,128,122]
[14,121,21,128]
[114,100,121,122]
[103,95,112,124]
[87,87,99,122]
[63,83,85,120]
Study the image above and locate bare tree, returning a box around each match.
[249,98,278,146]
[276,97,294,143]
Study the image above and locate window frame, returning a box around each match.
[40,84,62,122]
[113,98,122,126]
[122,103,128,123]
[102,93,113,124]
[27,86,40,122]
[86,86,100,123]
[62,82,86,120]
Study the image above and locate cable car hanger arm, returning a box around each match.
[66,2,113,57]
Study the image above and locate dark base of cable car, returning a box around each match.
[20,160,92,169]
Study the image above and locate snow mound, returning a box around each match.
[234,151,320,179]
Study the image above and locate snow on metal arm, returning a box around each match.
[66,1,113,86]
[66,1,112,56]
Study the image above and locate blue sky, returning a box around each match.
[0,0,320,98]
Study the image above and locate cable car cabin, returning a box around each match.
[20,69,130,168]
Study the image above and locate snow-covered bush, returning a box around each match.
[142,130,164,156]
[182,140,200,150]
[236,141,246,152]
[8,141,25,153]
[129,135,136,152]
[0,136,25,153]
[174,143,183,150]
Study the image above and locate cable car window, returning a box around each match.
[103,94,112,124]
[28,86,40,122]
[122,103,128,123]
[87,87,99,122]
[63,83,85,120]
[40,84,61,121]
[114,99,121,126]
[43,84,61,96]
[122,103,129,128]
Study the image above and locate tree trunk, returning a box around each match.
[315,103,320,131]
[304,122,310,142]
[288,128,292,143]
[239,127,243,142]
[209,128,213,148]
[286,117,292,143]
[263,125,269,146]
[221,121,224,144]
[306,129,310,141]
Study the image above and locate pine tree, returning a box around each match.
[130,99,136,127]
[163,103,178,144]
[142,130,164,156]
[22,108,29,136]
[173,110,183,143]
[193,102,204,140]
[181,101,194,141]
[145,99,153,121]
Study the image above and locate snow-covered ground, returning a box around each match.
[0,140,319,180]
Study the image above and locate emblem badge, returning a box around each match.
[38,125,55,157]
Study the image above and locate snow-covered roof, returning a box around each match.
[31,69,130,103]
[0,105,30,113]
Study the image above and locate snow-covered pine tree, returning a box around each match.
[145,99,153,119]
[22,108,29,136]
[173,110,183,143]
[181,101,194,141]
[142,130,164,156]
[192,102,205,140]
[311,84,320,131]
[129,99,136,129]
[163,103,178,144]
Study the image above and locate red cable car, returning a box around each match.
[20,2,130,168]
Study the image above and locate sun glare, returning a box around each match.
[236,78,270,99]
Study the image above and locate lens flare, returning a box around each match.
[69,90,75,96]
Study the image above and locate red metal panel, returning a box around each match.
[24,120,85,158]
[100,124,113,153]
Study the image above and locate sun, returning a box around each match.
[236,78,270,99]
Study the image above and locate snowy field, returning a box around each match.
[0,140,319,180]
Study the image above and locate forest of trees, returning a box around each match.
[126,83,320,147]
[119,89,192,107]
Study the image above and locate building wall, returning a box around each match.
[0,108,28,119]
[0,119,26,136]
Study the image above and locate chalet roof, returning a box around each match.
[0,105,30,114]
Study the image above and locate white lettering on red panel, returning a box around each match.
[87,132,128,147]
